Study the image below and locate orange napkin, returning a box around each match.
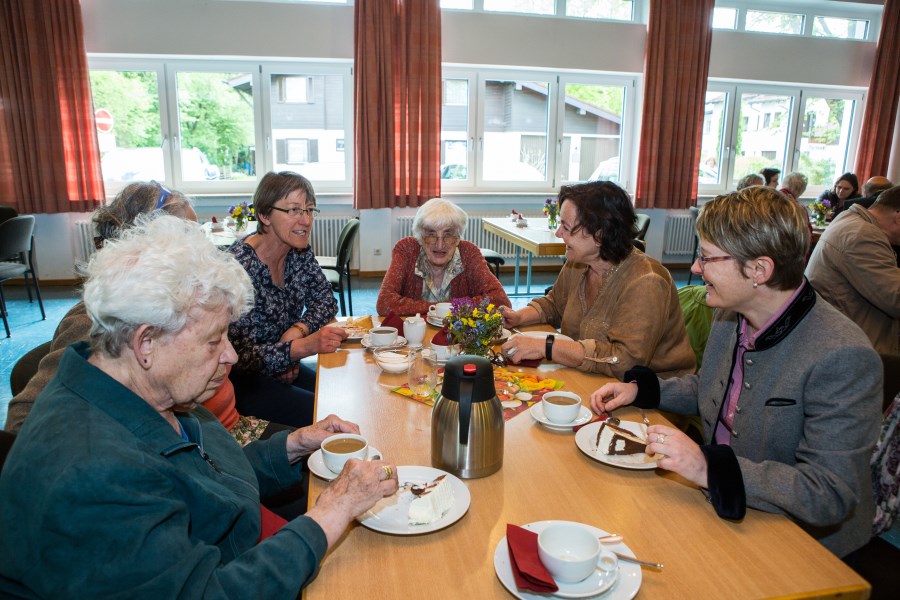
[431,326,452,346]
[380,312,404,331]
[506,524,558,593]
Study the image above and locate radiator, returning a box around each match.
[663,215,696,255]
[397,214,522,260]
[75,221,96,264]
[312,216,353,257]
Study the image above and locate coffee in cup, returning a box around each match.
[538,522,618,583]
[368,326,398,347]
[542,391,582,424]
[321,433,369,474]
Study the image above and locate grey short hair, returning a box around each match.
[781,172,808,198]
[83,215,254,358]
[736,173,765,190]
[411,198,467,244]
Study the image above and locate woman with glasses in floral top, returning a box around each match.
[376,198,510,316]
[228,171,348,428]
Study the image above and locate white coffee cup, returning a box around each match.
[403,316,426,347]
[428,302,453,321]
[542,391,582,424]
[368,326,398,347]
[320,433,369,474]
[430,339,459,362]
[538,523,618,584]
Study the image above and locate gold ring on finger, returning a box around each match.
[382,465,393,480]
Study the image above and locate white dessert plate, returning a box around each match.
[529,404,593,431]
[494,520,642,600]
[518,331,574,342]
[357,466,470,535]
[335,319,371,342]
[361,335,408,350]
[575,420,658,470]
[308,446,382,481]
[492,328,512,344]
[426,315,446,327]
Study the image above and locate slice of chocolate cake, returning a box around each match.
[597,422,648,456]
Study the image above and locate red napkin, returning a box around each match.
[380,312,404,331]
[431,326,452,346]
[573,412,607,433]
[258,504,288,543]
[512,357,542,368]
[506,524,558,593]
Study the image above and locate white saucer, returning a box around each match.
[530,404,593,430]
[494,520,642,600]
[426,315,446,327]
[307,446,382,481]
[361,335,407,350]
[518,331,574,342]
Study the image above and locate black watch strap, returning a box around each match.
[545,334,555,361]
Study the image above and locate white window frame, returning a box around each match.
[714,0,882,41]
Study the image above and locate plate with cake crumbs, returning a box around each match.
[574,420,658,470]
[336,315,374,342]
[357,466,470,535]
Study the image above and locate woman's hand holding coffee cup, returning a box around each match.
[285,414,360,463]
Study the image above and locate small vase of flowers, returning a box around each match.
[447,298,504,357]
[808,198,831,227]
[543,198,559,230]
[228,201,256,232]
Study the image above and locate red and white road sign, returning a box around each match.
[94,108,114,133]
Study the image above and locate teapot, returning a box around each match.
[431,355,503,478]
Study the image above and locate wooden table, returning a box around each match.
[305,326,870,600]
[482,217,566,295]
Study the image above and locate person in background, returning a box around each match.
[500,180,695,379]
[376,197,511,316]
[0,216,398,598]
[760,167,781,189]
[807,185,900,355]
[778,172,808,201]
[228,171,347,429]
[736,173,764,190]
[591,186,881,558]
[816,172,860,217]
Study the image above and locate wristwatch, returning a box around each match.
[545,334,555,361]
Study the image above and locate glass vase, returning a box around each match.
[548,215,558,230]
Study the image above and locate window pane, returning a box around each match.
[812,16,868,40]
[484,0,554,16]
[440,0,473,8]
[712,7,737,29]
[798,97,855,187]
[745,10,804,35]
[566,0,633,21]
[175,71,256,181]
[441,78,469,181]
[91,70,165,186]
[561,82,625,183]
[733,93,794,188]
[699,91,727,186]
[482,79,549,181]
[269,72,346,181]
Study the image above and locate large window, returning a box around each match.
[441,0,637,21]
[441,69,634,191]
[699,83,863,197]
[712,1,880,40]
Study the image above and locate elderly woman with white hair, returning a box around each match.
[0,216,398,597]
[376,197,510,316]
[779,171,808,201]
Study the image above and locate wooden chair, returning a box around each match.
[316,218,360,316]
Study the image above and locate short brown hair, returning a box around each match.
[697,187,809,290]
[93,181,192,244]
[558,180,637,264]
[253,171,317,234]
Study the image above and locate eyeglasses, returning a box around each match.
[423,233,460,245]
[696,254,734,272]
[151,181,173,209]
[270,206,321,218]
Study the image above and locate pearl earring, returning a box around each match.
[752,282,758,288]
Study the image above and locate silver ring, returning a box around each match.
[657,434,666,444]
[506,347,518,357]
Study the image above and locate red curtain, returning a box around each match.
[0,0,104,214]
[634,0,715,209]
[354,0,441,210]
[855,0,900,182]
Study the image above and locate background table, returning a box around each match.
[305,326,870,600]
[482,217,566,295]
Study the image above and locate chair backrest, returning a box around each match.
[634,213,650,241]
[10,340,53,397]
[0,215,35,260]
[335,218,361,271]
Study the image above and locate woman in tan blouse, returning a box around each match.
[500,180,695,380]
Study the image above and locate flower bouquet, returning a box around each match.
[228,201,256,232]
[543,198,559,230]
[808,198,831,227]
[446,298,504,357]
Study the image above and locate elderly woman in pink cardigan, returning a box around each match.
[376,198,511,316]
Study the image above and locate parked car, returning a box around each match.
[101,147,220,183]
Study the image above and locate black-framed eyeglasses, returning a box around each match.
[422,233,460,245]
[151,181,173,209]
[270,206,321,218]
[696,254,734,272]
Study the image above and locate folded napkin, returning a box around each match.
[573,412,607,433]
[258,504,288,543]
[506,524,558,593]
[512,357,542,368]
[380,312,404,331]
[431,326,452,346]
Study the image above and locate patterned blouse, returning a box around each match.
[228,239,337,376]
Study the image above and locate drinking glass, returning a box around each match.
[408,349,438,397]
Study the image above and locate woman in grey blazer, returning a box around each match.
[590,186,883,557]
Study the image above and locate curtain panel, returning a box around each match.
[855,0,900,182]
[634,0,715,210]
[0,0,104,214]
[354,0,441,210]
